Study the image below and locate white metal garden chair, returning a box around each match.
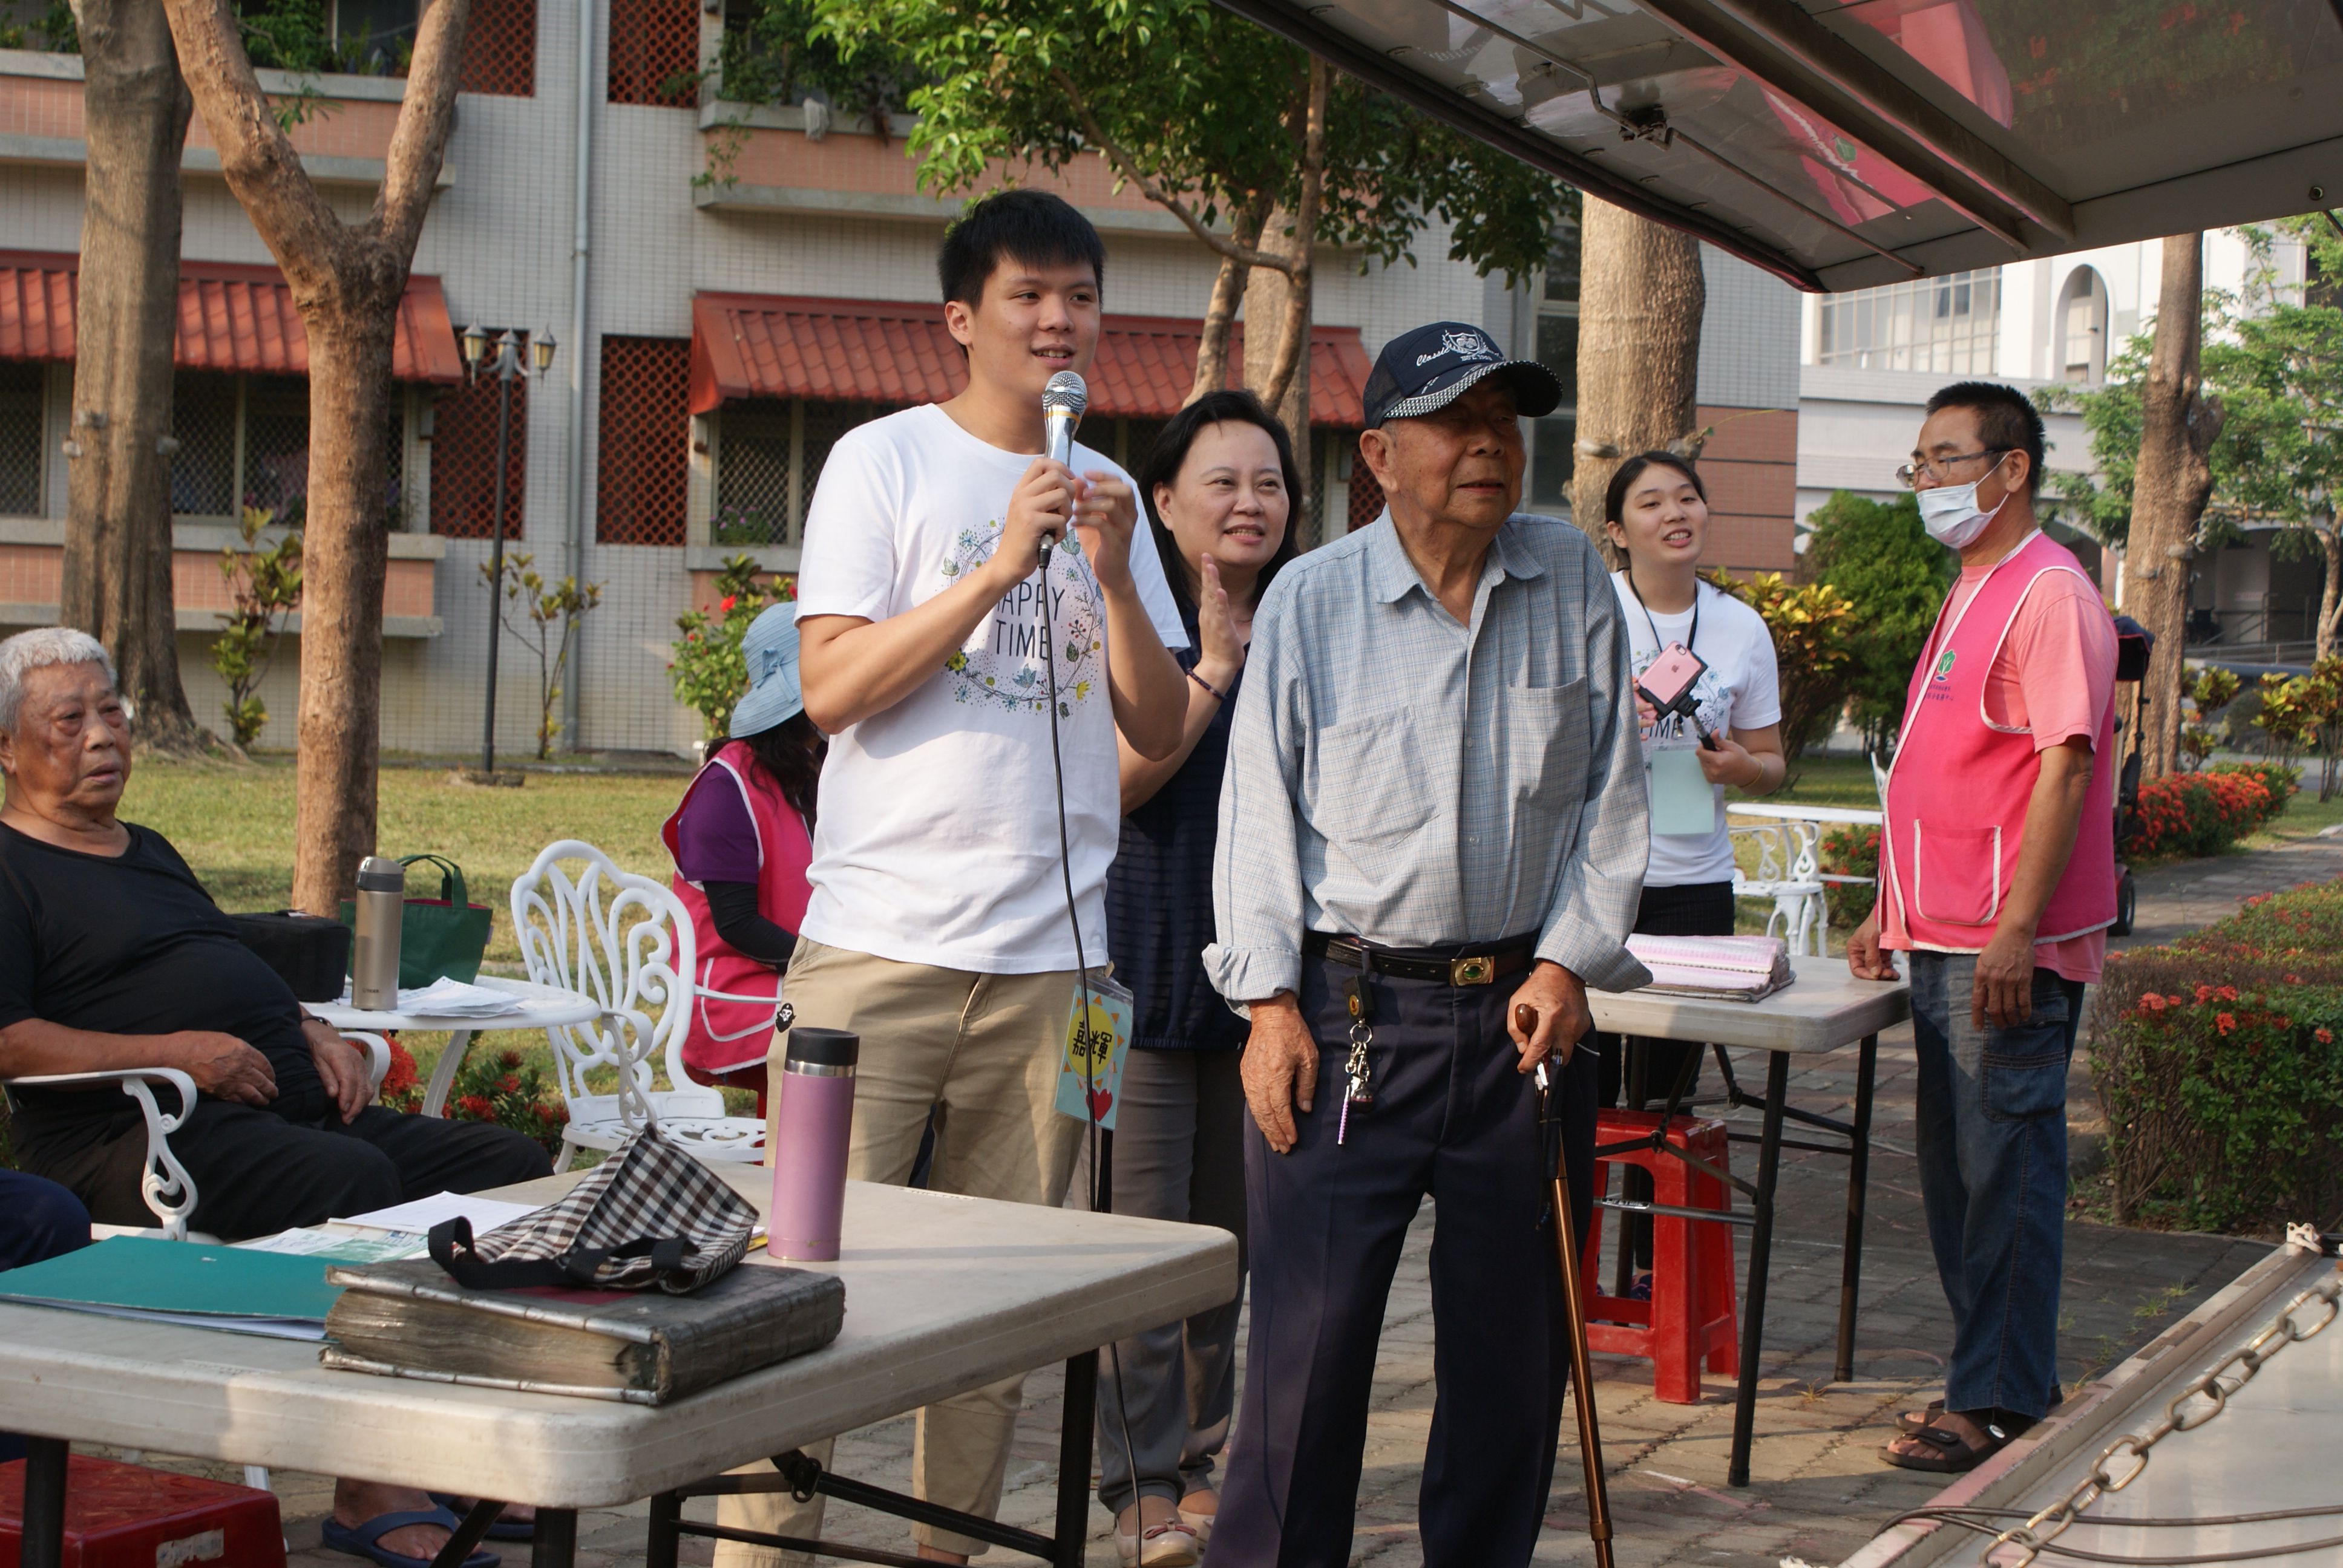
[2,1039,390,1243]
[508,840,772,1170]
[1729,819,1827,956]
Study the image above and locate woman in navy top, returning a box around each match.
[1098,390,1297,1566]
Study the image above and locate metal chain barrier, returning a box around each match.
[1982,1266,2342,1566]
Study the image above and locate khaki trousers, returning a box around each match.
[715,938,1082,1564]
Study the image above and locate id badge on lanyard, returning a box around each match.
[1647,741,1716,835]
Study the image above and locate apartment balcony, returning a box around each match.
[0,49,454,191]
[690,100,1187,237]
[0,518,446,638]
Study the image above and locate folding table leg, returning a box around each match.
[1728,1053,1789,1488]
[644,1493,682,1568]
[1054,1352,1098,1568]
[1835,1034,1879,1383]
[531,1509,578,1568]
[20,1437,65,1568]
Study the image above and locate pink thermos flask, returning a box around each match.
[768,1026,857,1261]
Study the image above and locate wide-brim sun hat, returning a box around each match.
[729,603,804,737]
[1362,321,1564,428]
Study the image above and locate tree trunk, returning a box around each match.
[163,0,470,911]
[1239,61,1324,537]
[2127,232,2221,780]
[1188,198,1267,404]
[2317,523,2342,661]
[292,310,399,915]
[1569,198,1705,555]
[62,0,205,753]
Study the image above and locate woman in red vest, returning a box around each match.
[664,605,821,1100]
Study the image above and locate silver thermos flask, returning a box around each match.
[350,856,405,1010]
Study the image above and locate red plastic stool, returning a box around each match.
[0,1454,283,1568]
[1577,1108,1739,1404]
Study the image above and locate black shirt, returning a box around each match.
[0,821,323,1158]
[1104,603,1247,1051]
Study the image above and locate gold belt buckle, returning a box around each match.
[1450,954,1495,986]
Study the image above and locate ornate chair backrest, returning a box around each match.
[508,840,723,1129]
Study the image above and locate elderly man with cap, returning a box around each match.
[1204,322,1650,1567]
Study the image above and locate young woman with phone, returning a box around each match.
[1600,452,1788,1281]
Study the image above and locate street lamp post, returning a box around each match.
[460,322,557,777]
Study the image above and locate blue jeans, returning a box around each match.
[1909,952,2083,1421]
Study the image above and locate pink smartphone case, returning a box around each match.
[1637,644,1707,712]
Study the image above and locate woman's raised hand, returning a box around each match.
[1195,555,1245,691]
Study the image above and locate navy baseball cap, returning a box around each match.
[1361,321,1563,428]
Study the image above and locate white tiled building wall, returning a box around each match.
[1,0,1797,756]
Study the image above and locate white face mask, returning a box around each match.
[1917,454,2011,550]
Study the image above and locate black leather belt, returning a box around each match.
[1303,932,1537,987]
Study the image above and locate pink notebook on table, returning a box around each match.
[1625,934,1793,1002]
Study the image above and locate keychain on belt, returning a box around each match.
[1339,975,1375,1145]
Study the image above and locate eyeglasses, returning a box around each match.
[1896,449,2007,488]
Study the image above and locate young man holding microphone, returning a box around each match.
[718,190,1190,1565]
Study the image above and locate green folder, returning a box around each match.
[0,1235,343,1341]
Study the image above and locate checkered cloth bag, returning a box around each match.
[427,1127,758,1293]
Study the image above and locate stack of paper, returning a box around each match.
[238,1228,431,1264]
[338,978,528,1018]
[338,1192,547,1236]
[1627,933,1794,1002]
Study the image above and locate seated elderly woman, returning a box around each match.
[0,627,550,1568]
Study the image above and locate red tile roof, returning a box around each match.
[689,293,1374,426]
[0,251,464,384]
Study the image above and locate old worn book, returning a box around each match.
[319,1258,845,1404]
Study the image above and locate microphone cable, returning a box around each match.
[1034,517,1150,1543]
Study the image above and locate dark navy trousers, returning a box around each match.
[1207,952,1599,1568]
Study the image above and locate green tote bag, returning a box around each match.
[338,854,495,988]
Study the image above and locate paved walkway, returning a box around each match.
[129,840,2333,1568]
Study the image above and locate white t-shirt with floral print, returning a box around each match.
[795,403,1187,971]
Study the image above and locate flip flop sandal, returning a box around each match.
[1112,1520,1200,1567]
[428,1495,534,1543]
[1880,1421,2014,1474]
[321,1506,501,1568]
[1898,1390,2061,1436]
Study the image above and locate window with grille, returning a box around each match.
[169,371,405,525]
[459,0,535,95]
[1345,449,1384,532]
[1815,269,2002,374]
[0,362,42,517]
[1529,227,1579,512]
[608,0,700,106]
[598,336,691,546]
[430,352,529,539]
[713,397,892,546]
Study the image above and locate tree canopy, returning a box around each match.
[789,0,1571,287]
[1803,488,1952,750]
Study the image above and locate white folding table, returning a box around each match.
[0,1171,1238,1568]
[1588,955,1910,1486]
[313,976,601,1117]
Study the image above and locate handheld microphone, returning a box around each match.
[1039,370,1087,566]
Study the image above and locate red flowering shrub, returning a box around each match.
[1820,824,1881,929]
[2091,878,2343,1234]
[378,1040,568,1155]
[2122,763,2290,859]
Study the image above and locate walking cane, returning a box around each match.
[1522,1003,1616,1568]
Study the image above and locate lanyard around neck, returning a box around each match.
[1627,572,1698,655]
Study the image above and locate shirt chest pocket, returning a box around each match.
[1502,678,1590,808]
[1306,705,1435,849]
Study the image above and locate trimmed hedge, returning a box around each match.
[2123,762,2293,858]
[2091,879,2343,1235]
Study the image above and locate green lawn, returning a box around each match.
[126,756,684,968]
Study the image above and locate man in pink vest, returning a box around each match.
[1849,382,2117,1474]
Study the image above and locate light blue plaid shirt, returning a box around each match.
[1206,512,1652,1004]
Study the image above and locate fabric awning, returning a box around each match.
[689,293,1376,426]
[0,251,464,384]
